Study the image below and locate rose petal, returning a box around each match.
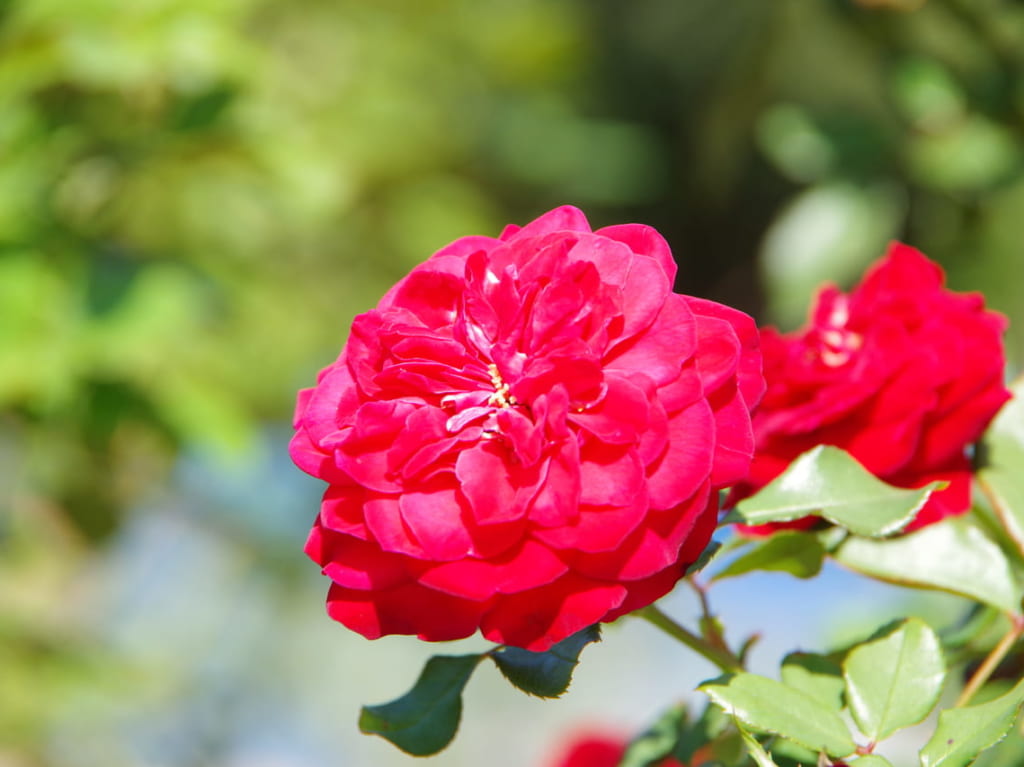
[605,294,697,386]
[479,574,627,652]
[326,581,485,642]
[310,525,410,591]
[417,540,568,601]
[398,480,474,561]
[646,399,715,509]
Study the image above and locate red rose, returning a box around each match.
[290,206,763,650]
[732,242,1010,533]
[545,733,688,767]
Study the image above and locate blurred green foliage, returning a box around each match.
[3,0,1024,765]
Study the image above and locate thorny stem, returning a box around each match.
[690,577,714,621]
[637,604,744,673]
[955,614,1024,708]
[689,578,734,656]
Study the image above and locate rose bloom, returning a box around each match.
[731,242,1010,533]
[291,206,763,651]
[545,733,688,767]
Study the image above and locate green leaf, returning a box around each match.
[726,446,940,537]
[739,728,782,767]
[834,516,1021,613]
[686,539,723,575]
[490,624,600,698]
[854,756,895,767]
[768,736,819,766]
[673,701,732,764]
[700,672,857,757]
[781,653,845,712]
[941,605,1001,651]
[619,705,688,767]
[977,378,1024,559]
[919,678,1024,767]
[843,618,946,740]
[715,531,825,580]
[358,654,482,756]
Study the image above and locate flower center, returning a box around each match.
[818,328,863,367]
[487,363,518,408]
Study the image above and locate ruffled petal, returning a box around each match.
[479,574,627,652]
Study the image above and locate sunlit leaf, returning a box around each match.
[843,618,946,740]
[359,654,483,756]
[781,652,845,712]
[700,672,856,758]
[834,516,1020,613]
[919,678,1024,767]
[726,446,940,537]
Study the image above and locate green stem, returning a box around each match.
[637,604,743,673]
[955,615,1024,707]
[977,473,1024,563]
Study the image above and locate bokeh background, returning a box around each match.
[3,0,1024,765]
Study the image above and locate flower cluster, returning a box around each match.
[290,206,763,650]
[732,242,1011,532]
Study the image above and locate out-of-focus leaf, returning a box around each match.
[760,181,904,330]
[834,516,1020,613]
[675,702,731,764]
[843,618,945,740]
[941,605,1002,651]
[490,624,599,698]
[781,652,845,712]
[714,531,825,580]
[726,446,939,537]
[618,705,688,767]
[359,654,483,756]
[978,378,1024,560]
[854,756,895,767]
[919,678,1024,767]
[700,673,856,758]
[892,57,965,131]
[909,116,1018,194]
[756,103,834,182]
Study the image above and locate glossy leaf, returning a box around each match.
[978,378,1024,559]
[781,652,845,712]
[359,654,482,756]
[700,672,857,757]
[843,618,946,740]
[834,516,1020,613]
[715,531,825,580]
[727,446,939,537]
[919,678,1024,767]
[490,624,600,698]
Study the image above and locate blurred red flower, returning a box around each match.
[291,206,763,650]
[546,733,687,767]
[731,242,1010,533]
